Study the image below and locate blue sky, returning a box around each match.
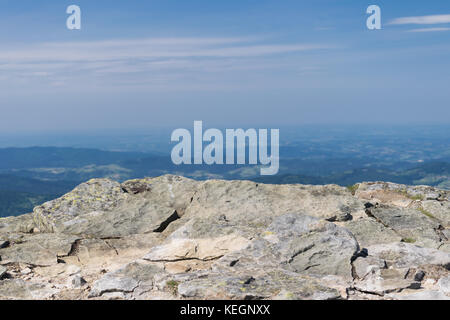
[1,0,450,132]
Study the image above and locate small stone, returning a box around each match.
[66,265,81,276]
[102,292,126,300]
[354,268,418,295]
[71,275,87,288]
[21,268,32,275]
[165,262,192,274]
[408,282,422,290]
[414,271,425,282]
[425,193,440,200]
[0,240,9,249]
[438,276,450,294]
[443,229,450,239]
[353,256,386,279]
[0,266,7,279]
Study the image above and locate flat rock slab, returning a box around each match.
[354,268,419,295]
[366,206,442,248]
[0,279,57,300]
[366,243,450,269]
[184,180,365,226]
[0,214,35,234]
[356,182,449,203]
[32,176,199,238]
[421,201,450,227]
[89,261,164,298]
[177,271,341,300]
[150,213,359,299]
[0,233,78,266]
[344,218,402,247]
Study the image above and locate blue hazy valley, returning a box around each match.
[0,125,448,217]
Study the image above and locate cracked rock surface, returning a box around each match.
[0,177,449,300]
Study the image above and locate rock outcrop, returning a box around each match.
[0,176,449,300]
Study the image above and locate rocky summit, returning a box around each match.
[0,175,449,300]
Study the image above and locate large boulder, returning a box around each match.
[32,175,199,238]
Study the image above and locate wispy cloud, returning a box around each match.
[0,37,331,90]
[389,14,450,25]
[0,37,329,62]
[407,27,450,33]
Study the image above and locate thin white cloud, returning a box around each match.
[0,37,330,62]
[407,27,450,33]
[389,14,450,25]
[40,37,255,48]
[0,36,332,90]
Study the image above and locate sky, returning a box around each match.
[1,0,450,133]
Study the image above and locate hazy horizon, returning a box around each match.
[0,124,448,156]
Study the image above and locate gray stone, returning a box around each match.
[439,243,450,253]
[0,279,57,300]
[421,201,450,227]
[183,179,365,229]
[443,229,450,239]
[71,275,87,288]
[0,213,36,234]
[388,290,450,300]
[366,242,450,269]
[344,218,402,247]
[438,276,450,294]
[414,270,426,282]
[0,266,7,279]
[354,268,419,295]
[89,262,163,298]
[0,233,78,266]
[0,240,9,249]
[177,271,341,300]
[366,206,442,248]
[266,213,359,279]
[33,175,199,238]
[21,268,32,275]
[353,256,386,279]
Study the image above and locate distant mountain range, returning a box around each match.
[254,162,450,189]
